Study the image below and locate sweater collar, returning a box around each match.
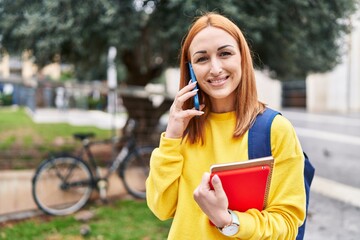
[208,111,236,121]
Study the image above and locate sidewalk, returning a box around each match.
[0,169,127,222]
[29,108,127,130]
[306,191,360,240]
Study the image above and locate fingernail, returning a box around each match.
[189,80,197,85]
[212,174,220,183]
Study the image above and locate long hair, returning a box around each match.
[179,12,265,144]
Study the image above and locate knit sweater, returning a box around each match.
[146,111,305,240]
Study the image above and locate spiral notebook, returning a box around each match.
[210,156,274,212]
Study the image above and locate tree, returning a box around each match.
[227,0,359,80]
[1,0,357,82]
[0,0,357,142]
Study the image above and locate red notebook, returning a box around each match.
[210,156,274,212]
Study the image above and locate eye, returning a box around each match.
[219,51,233,57]
[194,56,208,63]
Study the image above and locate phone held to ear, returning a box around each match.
[188,63,200,110]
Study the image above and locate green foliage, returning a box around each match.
[0,0,357,82]
[0,94,12,106]
[227,0,358,80]
[87,94,107,110]
[0,200,171,240]
[59,70,75,82]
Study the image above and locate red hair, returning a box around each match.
[179,12,265,144]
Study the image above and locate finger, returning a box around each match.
[178,88,199,103]
[175,109,204,120]
[211,175,229,208]
[200,172,211,190]
[176,81,197,97]
[193,172,210,200]
[201,172,210,186]
[173,89,199,111]
[211,174,225,193]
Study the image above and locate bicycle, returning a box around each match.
[31,118,155,216]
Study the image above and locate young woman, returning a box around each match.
[146,12,305,239]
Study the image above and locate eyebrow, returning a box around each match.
[192,44,235,57]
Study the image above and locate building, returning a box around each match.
[306,10,360,113]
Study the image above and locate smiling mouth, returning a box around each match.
[207,76,229,84]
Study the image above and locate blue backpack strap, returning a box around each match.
[248,108,280,159]
[248,107,315,240]
[297,152,315,240]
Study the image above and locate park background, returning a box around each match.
[0,1,360,239]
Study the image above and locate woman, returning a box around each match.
[146,12,305,239]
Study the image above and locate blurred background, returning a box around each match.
[0,1,359,239]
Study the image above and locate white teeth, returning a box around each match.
[209,78,225,83]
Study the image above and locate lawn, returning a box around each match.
[0,199,172,240]
[0,106,113,169]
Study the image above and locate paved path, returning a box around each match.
[0,169,127,222]
[282,109,360,239]
[29,108,127,130]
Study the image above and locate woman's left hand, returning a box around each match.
[193,173,232,227]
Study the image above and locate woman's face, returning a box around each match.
[189,26,242,113]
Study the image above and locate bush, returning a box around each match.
[0,94,12,106]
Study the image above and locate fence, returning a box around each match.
[0,79,109,112]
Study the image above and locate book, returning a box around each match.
[210,156,274,212]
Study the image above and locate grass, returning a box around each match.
[0,106,111,143]
[0,200,172,240]
[0,106,113,169]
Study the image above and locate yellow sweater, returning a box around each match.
[146,112,305,240]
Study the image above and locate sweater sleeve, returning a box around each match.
[234,115,306,239]
[146,133,184,220]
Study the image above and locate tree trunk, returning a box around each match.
[120,87,173,146]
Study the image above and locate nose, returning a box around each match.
[209,58,222,75]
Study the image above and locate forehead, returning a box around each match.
[189,26,238,54]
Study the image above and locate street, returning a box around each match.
[281,109,360,239]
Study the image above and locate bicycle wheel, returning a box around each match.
[32,155,94,215]
[119,146,154,199]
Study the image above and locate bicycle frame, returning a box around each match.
[78,134,137,181]
[32,119,151,215]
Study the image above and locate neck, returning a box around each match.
[210,97,235,113]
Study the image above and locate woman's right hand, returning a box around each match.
[165,81,204,139]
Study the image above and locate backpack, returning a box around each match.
[248,107,315,240]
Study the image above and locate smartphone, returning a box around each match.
[188,63,200,110]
